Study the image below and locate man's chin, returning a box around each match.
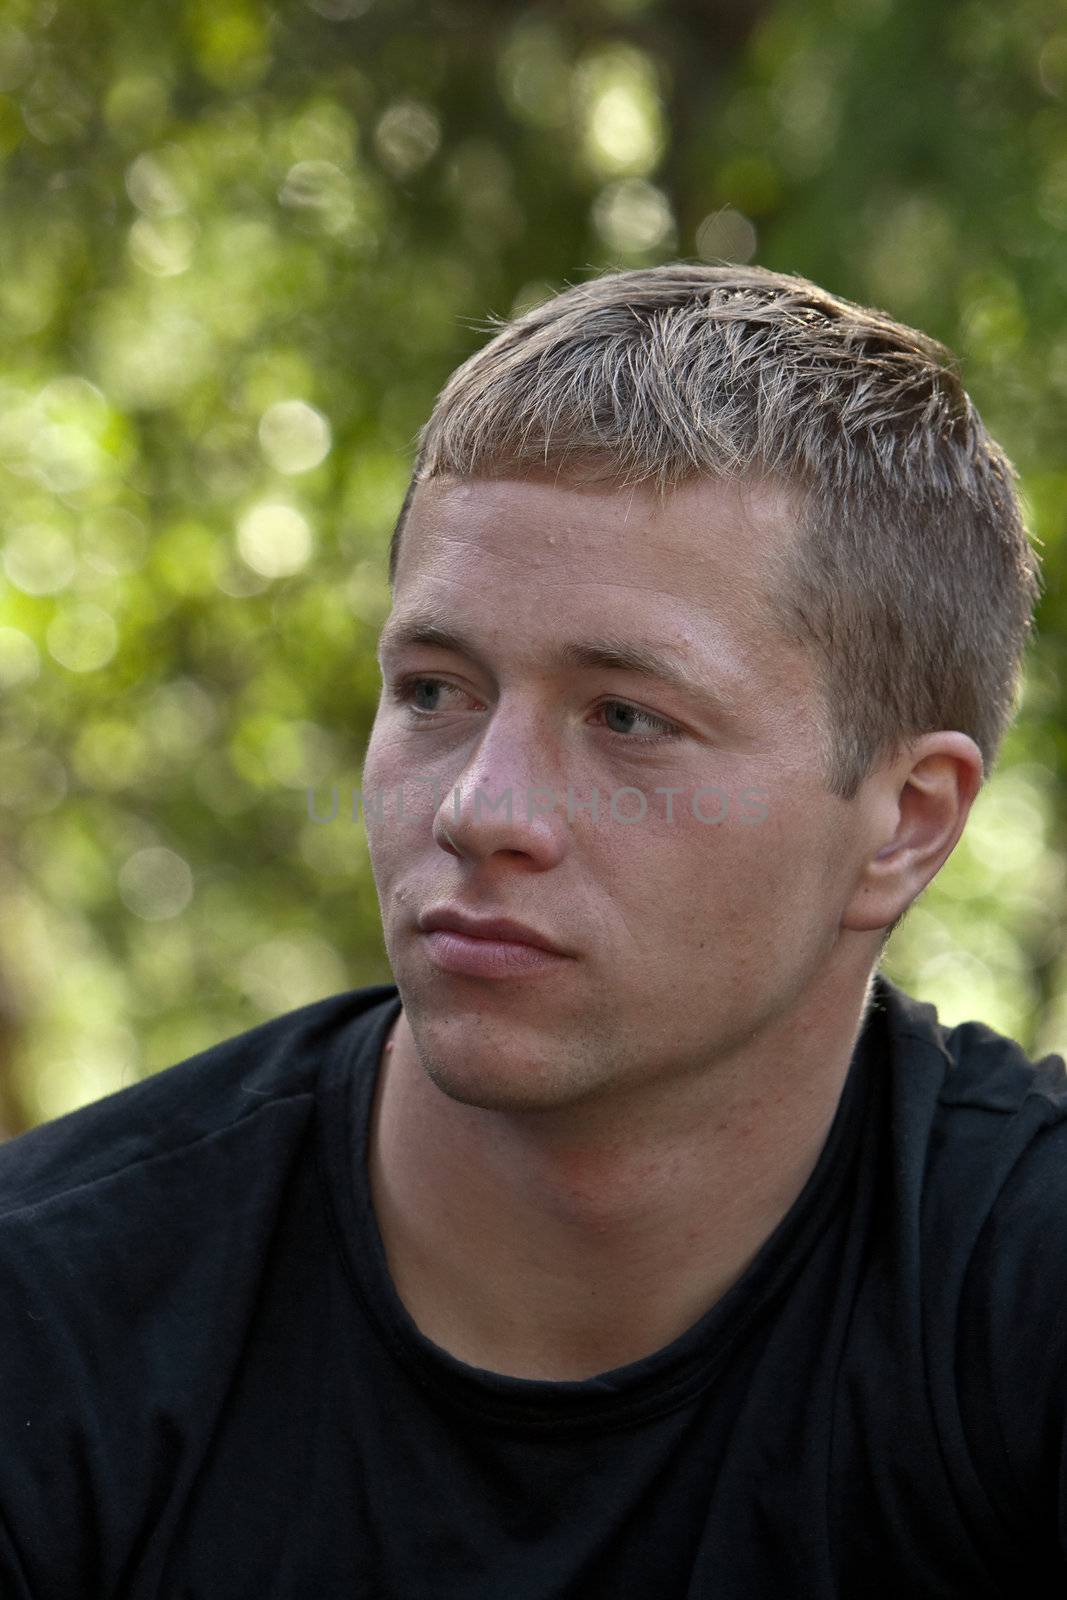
[402,1010,606,1117]
[422,1065,570,1116]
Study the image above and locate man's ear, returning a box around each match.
[842,732,984,934]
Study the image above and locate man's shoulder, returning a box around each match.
[850,981,1067,1567]
[876,976,1067,1517]
[872,971,1067,1123]
[871,973,1067,1257]
[0,981,397,1586]
[0,981,398,1219]
[863,973,1067,1342]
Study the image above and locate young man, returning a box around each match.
[0,265,1062,1597]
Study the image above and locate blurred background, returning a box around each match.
[0,0,1065,1135]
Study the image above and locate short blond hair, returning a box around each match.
[389,263,1041,799]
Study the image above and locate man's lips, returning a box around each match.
[416,906,574,979]
[417,905,570,955]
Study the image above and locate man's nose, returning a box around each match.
[431,710,569,868]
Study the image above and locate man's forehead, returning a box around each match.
[395,471,800,645]
[404,468,794,537]
[404,470,796,585]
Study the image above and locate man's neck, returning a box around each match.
[367,963,875,1382]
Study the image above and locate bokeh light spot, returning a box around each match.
[237,501,313,577]
[258,399,332,474]
[118,847,195,921]
[46,603,119,672]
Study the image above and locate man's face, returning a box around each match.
[362,471,873,1114]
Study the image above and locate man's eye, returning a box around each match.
[593,700,680,745]
[389,676,468,715]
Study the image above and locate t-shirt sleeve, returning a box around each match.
[956,1113,1067,1574]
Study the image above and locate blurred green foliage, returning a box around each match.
[1,0,1065,1133]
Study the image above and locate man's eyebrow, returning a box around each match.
[554,638,727,707]
[377,614,741,715]
[378,618,475,664]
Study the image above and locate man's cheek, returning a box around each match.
[363,720,437,799]
[364,732,403,800]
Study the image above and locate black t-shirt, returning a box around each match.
[1,974,1065,1598]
